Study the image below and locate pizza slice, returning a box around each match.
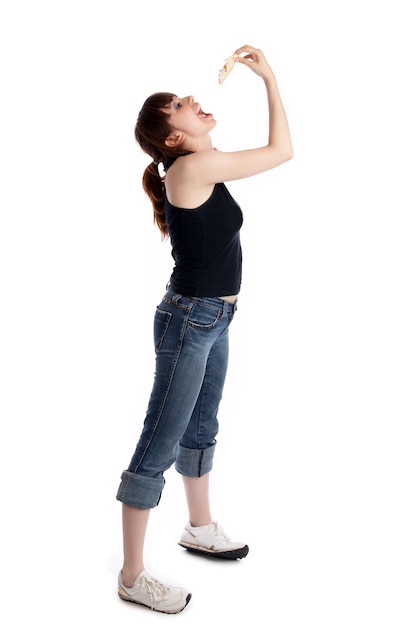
[218,52,238,85]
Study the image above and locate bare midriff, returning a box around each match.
[220,295,238,303]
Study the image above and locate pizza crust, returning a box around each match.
[218,53,238,85]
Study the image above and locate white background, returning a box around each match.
[1,1,416,624]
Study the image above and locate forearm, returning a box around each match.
[265,74,293,159]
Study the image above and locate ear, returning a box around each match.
[165,132,184,148]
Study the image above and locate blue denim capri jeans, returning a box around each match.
[116,288,237,509]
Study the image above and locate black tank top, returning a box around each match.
[165,183,243,297]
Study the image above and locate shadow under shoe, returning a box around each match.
[178,521,249,560]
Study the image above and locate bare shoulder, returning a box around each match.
[164,155,215,209]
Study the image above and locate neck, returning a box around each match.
[184,136,213,153]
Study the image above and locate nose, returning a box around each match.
[186,95,194,104]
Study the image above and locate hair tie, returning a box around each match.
[150,159,164,177]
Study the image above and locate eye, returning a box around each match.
[174,100,182,110]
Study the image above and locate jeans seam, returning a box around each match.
[197,449,203,476]
[131,309,190,473]
[197,363,211,448]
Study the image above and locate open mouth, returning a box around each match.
[197,106,212,118]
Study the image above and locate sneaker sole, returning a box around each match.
[118,590,192,614]
[178,542,249,560]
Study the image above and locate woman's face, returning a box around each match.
[164,95,217,137]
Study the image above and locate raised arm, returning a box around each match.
[186,45,294,185]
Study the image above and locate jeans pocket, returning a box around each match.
[187,301,222,330]
[154,308,172,351]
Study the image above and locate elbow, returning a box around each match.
[269,140,294,167]
[275,148,294,167]
[284,148,294,162]
[269,136,294,166]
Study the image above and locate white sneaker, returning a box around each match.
[178,521,249,559]
[118,570,191,614]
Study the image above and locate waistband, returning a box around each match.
[164,288,238,315]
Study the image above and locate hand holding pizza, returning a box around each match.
[219,45,274,84]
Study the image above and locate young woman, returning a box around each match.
[116,44,293,614]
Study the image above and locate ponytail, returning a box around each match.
[142,161,168,238]
[134,92,183,239]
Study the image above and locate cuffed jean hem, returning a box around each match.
[116,471,165,509]
[175,442,216,477]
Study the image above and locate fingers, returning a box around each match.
[234,45,264,68]
[234,44,260,57]
[227,44,273,81]
[238,53,256,64]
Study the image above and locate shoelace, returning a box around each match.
[140,574,169,607]
[211,521,232,543]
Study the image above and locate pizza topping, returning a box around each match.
[218,52,238,84]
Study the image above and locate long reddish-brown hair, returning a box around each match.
[134,92,187,238]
